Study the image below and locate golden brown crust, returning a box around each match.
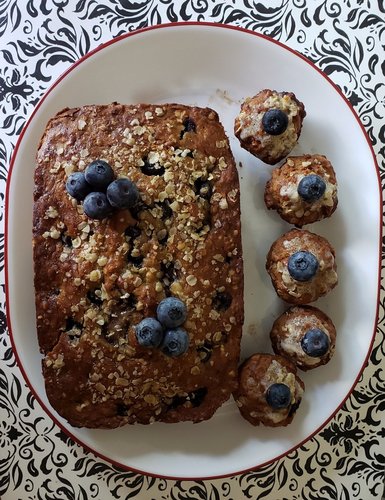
[270,305,337,371]
[233,353,304,427]
[264,154,338,227]
[33,103,244,428]
[266,228,338,304]
[234,89,306,165]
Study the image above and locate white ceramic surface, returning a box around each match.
[6,24,380,478]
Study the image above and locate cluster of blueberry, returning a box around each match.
[263,111,331,408]
[135,297,189,357]
[66,160,139,219]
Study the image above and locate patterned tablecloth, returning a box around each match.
[1,1,385,499]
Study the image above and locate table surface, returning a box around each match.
[1,1,385,499]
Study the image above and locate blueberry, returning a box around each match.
[140,158,165,176]
[116,403,128,416]
[66,171,91,200]
[262,109,289,135]
[287,251,319,282]
[212,291,232,311]
[157,297,187,328]
[265,383,292,409]
[161,328,189,357]
[301,328,330,357]
[127,253,143,268]
[197,341,213,363]
[124,225,141,240]
[298,174,326,202]
[87,289,102,305]
[194,178,212,200]
[135,318,164,348]
[160,261,179,289]
[84,160,114,190]
[180,117,196,138]
[157,200,173,221]
[83,192,112,219]
[168,387,207,409]
[107,178,139,209]
[183,117,196,133]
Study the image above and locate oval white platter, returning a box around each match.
[6,23,381,478]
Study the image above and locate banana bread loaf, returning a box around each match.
[33,103,244,428]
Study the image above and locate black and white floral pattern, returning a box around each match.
[1,1,385,499]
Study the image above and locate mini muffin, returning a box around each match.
[266,228,338,304]
[234,89,306,165]
[264,154,338,226]
[233,353,304,427]
[270,305,337,370]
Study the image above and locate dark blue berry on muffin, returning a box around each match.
[297,174,326,202]
[265,383,292,409]
[262,109,289,135]
[288,251,319,282]
[301,328,330,357]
